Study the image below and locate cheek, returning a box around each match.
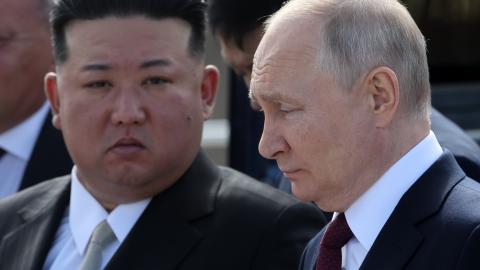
[288,113,348,173]
[148,97,204,163]
[150,95,203,137]
[0,54,33,94]
[61,96,98,123]
[286,113,325,151]
[59,96,106,147]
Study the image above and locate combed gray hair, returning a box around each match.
[267,0,431,119]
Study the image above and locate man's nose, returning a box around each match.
[258,118,289,160]
[111,88,146,126]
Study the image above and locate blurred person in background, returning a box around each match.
[0,0,72,199]
[208,0,292,193]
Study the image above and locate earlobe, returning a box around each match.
[365,67,399,128]
[200,65,219,119]
[44,72,62,129]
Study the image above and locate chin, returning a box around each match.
[105,167,152,186]
[291,183,316,203]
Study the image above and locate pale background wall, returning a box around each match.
[201,32,230,166]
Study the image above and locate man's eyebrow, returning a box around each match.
[256,92,295,104]
[81,63,111,72]
[78,59,172,72]
[140,59,172,69]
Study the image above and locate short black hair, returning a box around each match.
[207,0,285,48]
[50,0,207,64]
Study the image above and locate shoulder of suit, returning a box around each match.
[442,176,480,227]
[217,166,300,205]
[0,175,70,214]
[214,166,325,229]
[452,177,480,203]
[215,166,323,221]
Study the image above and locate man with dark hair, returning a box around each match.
[0,0,72,199]
[0,0,326,269]
[208,0,285,87]
[207,0,293,191]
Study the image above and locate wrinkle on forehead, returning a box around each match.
[252,42,318,88]
[255,47,318,71]
[250,16,323,101]
[254,21,320,73]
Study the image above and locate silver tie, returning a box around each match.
[80,220,116,270]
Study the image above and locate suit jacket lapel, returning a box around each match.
[0,177,70,270]
[300,228,326,270]
[360,152,465,270]
[20,113,72,190]
[106,151,220,270]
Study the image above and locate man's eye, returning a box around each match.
[84,81,112,88]
[279,104,294,113]
[143,77,169,86]
[0,32,14,47]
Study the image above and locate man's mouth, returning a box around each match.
[109,137,146,155]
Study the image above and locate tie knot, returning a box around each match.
[90,220,116,248]
[80,220,116,270]
[320,213,353,249]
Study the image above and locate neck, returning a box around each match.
[335,119,429,213]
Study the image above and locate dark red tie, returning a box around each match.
[316,213,353,270]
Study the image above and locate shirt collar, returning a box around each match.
[69,166,151,255]
[0,103,49,160]
[344,131,443,251]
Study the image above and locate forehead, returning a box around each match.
[257,16,323,64]
[219,28,263,66]
[63,16,194,67]
[249,16,342,106]
[252,22,320,83]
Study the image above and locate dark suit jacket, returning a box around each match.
[19,112,73,190]
[431,108,480,180]
[0,151,326,270]
[300,152,480,270]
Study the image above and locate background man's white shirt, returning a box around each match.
[0,103,49,198]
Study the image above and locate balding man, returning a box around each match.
[207,0,480,191]
[0,0,72,198]
[250,0,480,269]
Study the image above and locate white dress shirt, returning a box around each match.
[0,103,49,199]
[43,167,151,270]
[340,131,443,270]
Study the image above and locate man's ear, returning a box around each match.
[364,66,399,128]
[44,72,62,130]
[200,65,219,120]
